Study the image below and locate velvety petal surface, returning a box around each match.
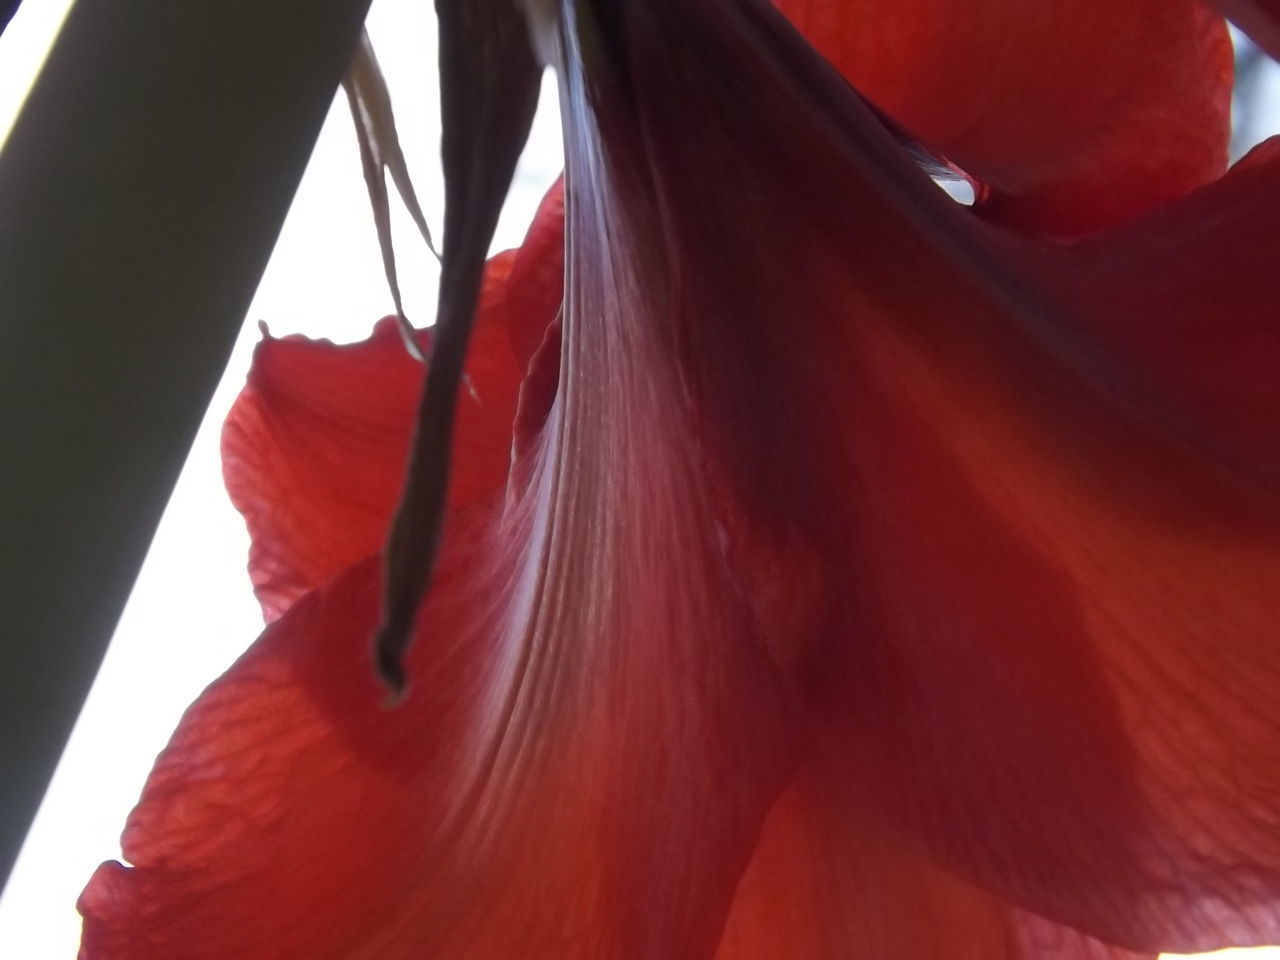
[83,370,797,957]
[585,0,1280,952]
[221,205,562,621]
[715,768,1152,960]
[81,41,797,955]
[773,0,1232,233]
[82,0,1280,955]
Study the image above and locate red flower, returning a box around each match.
[79,1,1280,957]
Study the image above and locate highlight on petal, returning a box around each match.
[576,0,1280,951]
[83,18,805,948]
[81,337,798,957]
[82,0,1280,956]
[773,0,1233,233]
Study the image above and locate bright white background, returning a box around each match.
[0,1,1275,957]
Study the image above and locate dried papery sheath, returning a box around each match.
[343,29,439,361]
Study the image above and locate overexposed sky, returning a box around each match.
[0,2,1278,958]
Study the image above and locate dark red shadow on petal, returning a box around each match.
[774,0,1232,235]
[80,470,799,957]
[591,0,1280,951]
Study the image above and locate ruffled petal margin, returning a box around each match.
[221,200,563,622]
[80,1,1280,956]
[774,0,1233,234]
[592,0,1280,952]
[80,79,798,955]
[79,475,798,958]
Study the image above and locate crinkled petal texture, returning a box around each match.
[715,771,1153,960]
[221,185,563,621]
[78,79,797,960]
[590,0,1280,954]
[81,0,1280,958]
[774,0,1232,234]
[79,499,795,958]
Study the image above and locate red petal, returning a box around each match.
[593,1,1280,950]
[79,486,796,957]
[86,2,1280,955]
[81,127,794,954]
[222,194,563,621]
[222,317,428,621]
[773,0,1232,233]
[502,176,565,369]
[715,771,1152,960]
[1035,136,1280,484]
[815,334,1280,951]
